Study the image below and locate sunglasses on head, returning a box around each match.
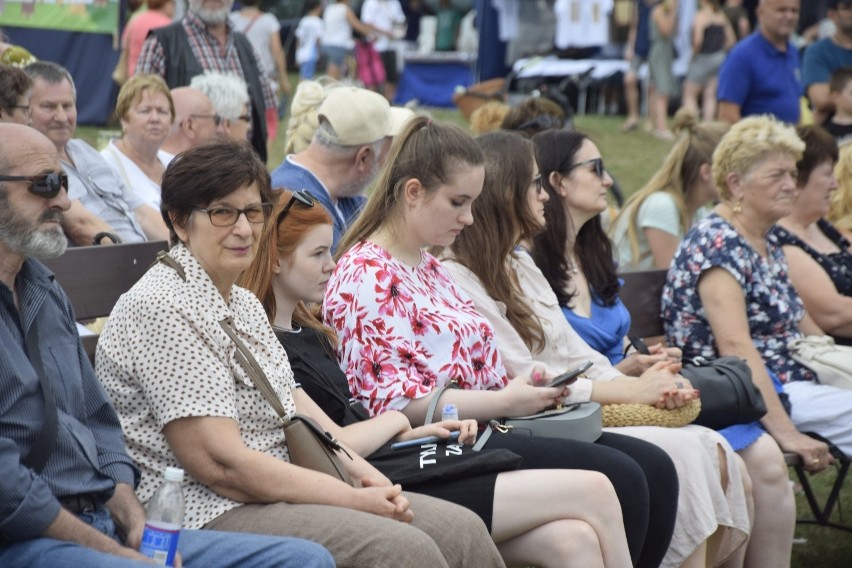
[517,114,564,132]
[276,190,316,227]
[0,173,68,198]
[566,158,606,179]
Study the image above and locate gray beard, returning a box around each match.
[0,192,67,259]
[193,6,230,25]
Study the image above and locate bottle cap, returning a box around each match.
[164,467,185,482]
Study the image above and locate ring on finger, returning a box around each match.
[675,381,684,389]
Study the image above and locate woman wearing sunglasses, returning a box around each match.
[96,139,508,568]
[441,130,751,568]
[240,188,635,568]
[326,117,682,568]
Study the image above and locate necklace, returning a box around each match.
[273,323,302,334]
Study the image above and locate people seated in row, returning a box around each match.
[610,109,729,271]
[0,123,335,568]
[323,117,683,568]
[25,61,168,245]
[100,74,174,210]
[95,139,507,568]
[530,127,791,567]
[773,125,852,345]
[238,189,636,567]
[437,129,750,568]
[663,116,849,484]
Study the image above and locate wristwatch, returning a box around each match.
[92,231,122,246]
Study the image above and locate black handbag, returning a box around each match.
[680,356,768,430]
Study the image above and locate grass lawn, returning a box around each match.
[77,103,852,566]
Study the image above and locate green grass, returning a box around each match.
[78,104,852,566]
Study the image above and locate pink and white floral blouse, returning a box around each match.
[323,241,509,416]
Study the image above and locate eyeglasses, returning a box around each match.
[0,173,68,198]
[276,190,316,227]
[532,173,543,194]
[192,203,273,226]
[517,114,564,132]
[190,113,222,126]
[567,158,606,179]
[11,104,31,118]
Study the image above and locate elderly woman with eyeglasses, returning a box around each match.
[0,63,33,125]
[100,74,174,209]
[95,139,507,568]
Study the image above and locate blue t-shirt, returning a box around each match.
[802,37,852,89]
[717,31,802,124]
[562,293,631,365]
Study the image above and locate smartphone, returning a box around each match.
[543,361,593,388]
[390,431,461,451]
[629,336,651,356]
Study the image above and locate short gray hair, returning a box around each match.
[24,61,76,100]
[189,71,249,120]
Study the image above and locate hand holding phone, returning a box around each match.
[390,431,461,451]
[542,361,592,388]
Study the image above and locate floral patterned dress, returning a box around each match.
[661,213,814,384]
[323,241,509,416]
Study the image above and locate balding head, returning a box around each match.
[161,87,222,155]
[0,123,57,175]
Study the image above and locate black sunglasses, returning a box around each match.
[566,158,606,179]
[276,190,316,226]
[0,173,68,198]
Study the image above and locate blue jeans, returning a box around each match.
[0,507,334,568]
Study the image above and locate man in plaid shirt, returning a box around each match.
[136,0,277,162]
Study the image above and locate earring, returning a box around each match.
[732,200,743,214]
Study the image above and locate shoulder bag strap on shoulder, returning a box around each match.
[424,381,458,425]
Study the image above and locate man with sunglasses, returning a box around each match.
[160,87,226,164]
[270,86,413,252]
[25,61,169,246]
[0,122,337,568]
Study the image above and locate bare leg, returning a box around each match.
[326,62,341,80]
[622,71,641,130]
[739,434,794,568]
[491,469,632,568]
[497,519,604,568]
[702,77,719,122]
[718,454,752,568]
[651,92,673,139]
[682,80,701,116]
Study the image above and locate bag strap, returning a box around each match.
[424,381,458,425]
[22,316,59,473]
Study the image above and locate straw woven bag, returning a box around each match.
[601,399,701,428]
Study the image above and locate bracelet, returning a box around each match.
[92,231,122,246]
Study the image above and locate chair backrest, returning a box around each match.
[41,241,167,362]
[42,241,167,319]
[619,269,667,339]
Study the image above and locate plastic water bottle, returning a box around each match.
[140,467,185,566]
[441,403,459,422]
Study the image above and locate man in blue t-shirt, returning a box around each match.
[803,0,852,124]
[270,87,410,252]
[718,0,802,124]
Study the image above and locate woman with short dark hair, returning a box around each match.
[0,63,32,125]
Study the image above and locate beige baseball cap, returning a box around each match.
[318,87,415,145]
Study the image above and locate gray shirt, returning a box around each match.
[63,139,147,244]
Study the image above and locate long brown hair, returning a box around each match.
[612,108,729,265]
[449,131,546,353]
[240,189,338,346]
[336,116,484,256]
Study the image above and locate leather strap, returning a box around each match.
[22,316,59,473]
